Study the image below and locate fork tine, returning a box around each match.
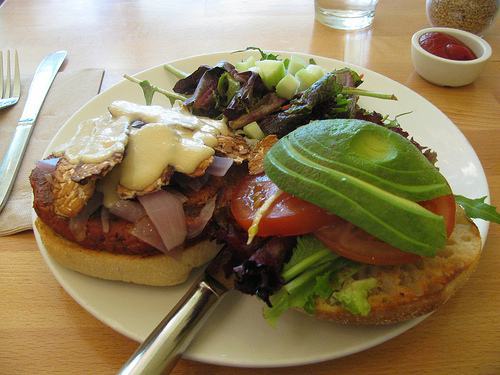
[0,51,4,98]
[0,50,21,107]
[0,50,21,106]
[12,51,20,99]
[5,51,12,99]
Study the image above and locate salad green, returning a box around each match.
[454,195,500,224]
[127,46,397,116]
[124,74,186,105]
[263,234,369,327]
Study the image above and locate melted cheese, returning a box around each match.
[96,166,121,208]
[55,100,229,201]
[108,101,229,191]
[53,113,129,164]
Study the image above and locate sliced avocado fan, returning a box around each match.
[263,119,451,257]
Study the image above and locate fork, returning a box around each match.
[0,50,21,109]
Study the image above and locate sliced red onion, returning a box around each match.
[129,216,184,260]
[163,187,188,203]
[205,156,233,177]
[109,199,146,223]
[186,197,216,239]
[35,157,60,173]
[69,191,103,241]
[137,189,187,251]
[129,216,169,253]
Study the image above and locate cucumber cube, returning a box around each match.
[235,61,249,72]
[276,73,300,100]
[306,64,327,81]
[287,55,307,76]
[255,60,286,89]
[295,64,327,91]
[245,55,257,68]
[248,66,262,74]
[295,68,315,92]
[235,55,257,72]
[243,121,266,140]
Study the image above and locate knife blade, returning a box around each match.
[0,50,67,213]
[116,247,235,375]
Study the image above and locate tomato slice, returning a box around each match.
[230,173,456,266]
[313,217,423,265]
[313,194,456,265]
[230,173,337,237]
[419,193,456,238]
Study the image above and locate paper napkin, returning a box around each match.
[0,69,104,236]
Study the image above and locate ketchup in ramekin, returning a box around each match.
[419,32,477,60]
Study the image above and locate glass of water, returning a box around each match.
[315,0,379,30]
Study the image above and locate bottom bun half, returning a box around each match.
[302,205,482,324]
[35,218,221,286]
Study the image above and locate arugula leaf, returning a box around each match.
[454,195,500,224]
[233,46,281,60]
[138,80,158,105]
[164,63,189,79]
[341,86,397,100]
[381,111,413,128]
[124,74,187,106]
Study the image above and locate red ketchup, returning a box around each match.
[419,32,477,61]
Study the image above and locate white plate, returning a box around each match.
[33,51,490,368]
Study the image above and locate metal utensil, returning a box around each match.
[0,50,66,213]
[116,248,234,375]
[0,50,21,110]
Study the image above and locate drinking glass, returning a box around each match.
[315,0,379,30]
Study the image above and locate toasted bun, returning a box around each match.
[35,218,221,286]
[302,205,482,324]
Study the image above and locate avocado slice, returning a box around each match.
[263,119,451,257]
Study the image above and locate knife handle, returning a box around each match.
[0,123,33,212]
[116,275,228,375]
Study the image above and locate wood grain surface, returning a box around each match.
[1,0,499,374]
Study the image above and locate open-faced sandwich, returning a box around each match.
[31,50,499,325]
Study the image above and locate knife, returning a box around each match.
[0,50,67,213]
[116,248,235,375]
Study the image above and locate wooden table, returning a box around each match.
[1,0,499,374]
